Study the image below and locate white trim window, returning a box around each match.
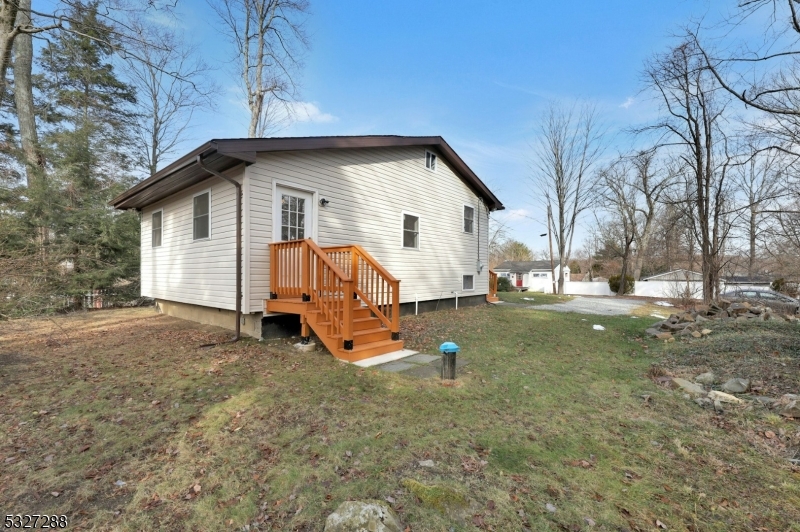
[151,210,162,247]
[463,274,474,291]
[402,213,419,249]
[463,205,474,234]
[193,191,210,241]
[425,150,437,171]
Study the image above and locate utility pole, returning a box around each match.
[547,204,556,294]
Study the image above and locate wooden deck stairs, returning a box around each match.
[265,239,403,362]
[487,270,500,303]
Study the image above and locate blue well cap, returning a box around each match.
[439,341,460,353]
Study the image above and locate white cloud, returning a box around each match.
[500,208,533,222]
[619,97,635,109]
[289,101,338,123]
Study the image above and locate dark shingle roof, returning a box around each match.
[111,136,504,211]
[494,260,557,272]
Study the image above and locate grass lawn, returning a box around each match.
[1,305,799,531]
[496,290,573,305]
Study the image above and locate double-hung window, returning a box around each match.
[403,213,419,249]
[463,205,474,234]
[193,191,210,240]
[152,211,162,247]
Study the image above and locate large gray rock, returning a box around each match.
[324,501,402,532]
[694,372,716,385]
[722,378,750,394]
[708,390,744,404]
[780,400,800,419]
[670,378,707,397]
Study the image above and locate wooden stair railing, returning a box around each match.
[268,239,403,361]
[322,244,401,340]
[270,239,354,349]
[487,270,499,303]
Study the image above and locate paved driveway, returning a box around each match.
[522,296,647,316]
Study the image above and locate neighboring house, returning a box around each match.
[493,260,569,292]
[641,269,704,282]
[638,269,705,299]
[724,275,772,290]
[111,136,504,362]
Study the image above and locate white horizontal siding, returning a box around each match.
[141,167,244,310]
[246,146,490,311]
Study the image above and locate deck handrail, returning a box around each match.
[270,239,354,348]
[322,244,401,337]
[489,269,498,299]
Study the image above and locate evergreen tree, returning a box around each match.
[34,2,141,301]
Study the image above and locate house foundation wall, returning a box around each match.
[154,299,263,339]
[398,294,487,316]
[259,295,489,340]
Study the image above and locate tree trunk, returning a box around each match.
[0,0,20,97]
[748,205,757,280]
[13,0,43,180]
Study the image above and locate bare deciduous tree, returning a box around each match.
[531,102,605,294]
[642,41,737,303]
[125,19,218,175]
[598,160,638,295]
[730,148,788,279]
[210,0,310,138]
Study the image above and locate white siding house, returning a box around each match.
[113,136,504,339]
[493,260,569,292]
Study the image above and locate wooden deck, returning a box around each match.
[265,239,403,362]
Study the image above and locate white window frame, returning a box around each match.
[271,180,318,242]
[463,204,475,234]
[425,150,437,172]
[192,189,212,242]
[151,209,163,248]
[462,274,475,291]
[401,211,420,250]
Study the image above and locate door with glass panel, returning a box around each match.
[275,186,314,242]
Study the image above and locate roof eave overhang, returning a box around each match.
[110,136,504,211]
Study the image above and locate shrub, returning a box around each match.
[608,274,635,294]
[497,276,512,292]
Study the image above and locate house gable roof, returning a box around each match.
[494,260,563,272]
[641,269,703,281]
[110,136,504,211]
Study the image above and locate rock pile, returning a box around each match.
[645,299,798,340]
[665,373,800,419]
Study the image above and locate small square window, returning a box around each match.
[152,211,162,247]
[403,214,419,249]
[193,192,210,240]
[463,275,474,291]
[425,151,437,171]
[463,205,474,233]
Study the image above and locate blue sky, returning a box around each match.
[169,0,734,255]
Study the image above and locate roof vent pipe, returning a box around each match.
[196,155,242,345]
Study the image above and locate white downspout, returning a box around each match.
[415,294,419,315]
[452,291,459,309]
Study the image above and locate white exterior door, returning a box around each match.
[274,185,314,241]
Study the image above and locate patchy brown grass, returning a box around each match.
[1,306,799,531]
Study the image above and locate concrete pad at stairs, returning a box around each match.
[378,361,416,373]
[352,349,418,368]
[404,354,440,364]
